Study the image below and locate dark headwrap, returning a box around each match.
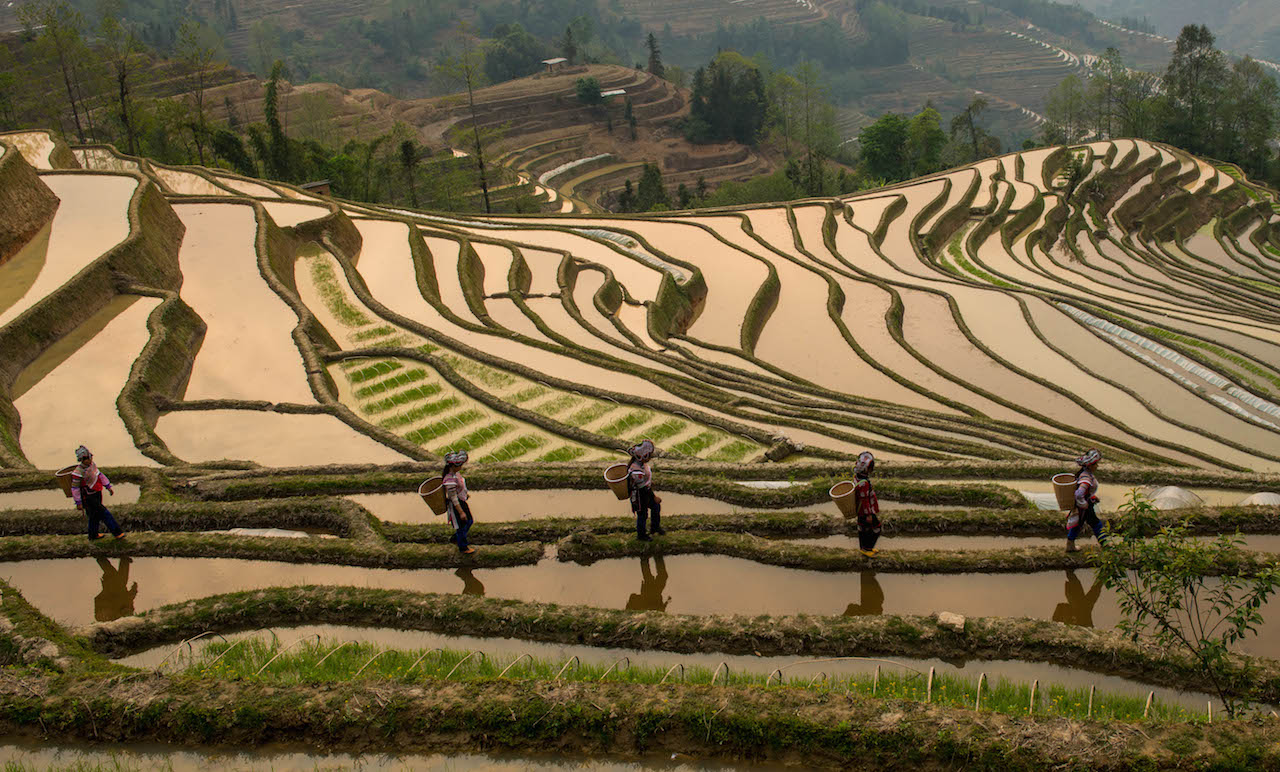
[1076,448,1101,467]
[444,450,469,467]
[629,439,655,461]
[854,451,875,476]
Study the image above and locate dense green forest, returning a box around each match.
[1042,25,1280,185]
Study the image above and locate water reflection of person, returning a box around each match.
[843,571,884,617]
[94,557,138,622]
[1052,569,1103,627]
[455,567,485,596]
[625,555,670,612]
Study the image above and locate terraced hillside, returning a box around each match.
[201,64,772,213]
[2,130,1279,471]
[5,129,1280,767]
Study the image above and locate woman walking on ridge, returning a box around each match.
[629,439,664,541]
[443,451,476,554]
[1066,448,1108,553]
[72,446,125,541]
[853,451,881,557]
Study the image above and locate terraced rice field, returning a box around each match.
[3,131,1280,766]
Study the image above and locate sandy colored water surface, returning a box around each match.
[19,555,1280,659]
[3,131,55,168]
[1002,157,1038,209]
[472,242,515,296]
[484,297,551,340]
[420,234,484,325]
[212,175,283,198]
[520,247,565,295]
[0,222,51,322]
[842,195,900,233]
[263,201,328,228]
[466,227,664,303]
[950,281,1258,468]
[174,204,315,402]
[1025,296,1280,456]
[743,208,950,412]
[795,205,1016,419]
[0,175,137,330]
[605,219,768,350]
[0,484,139,510]
[13,296,159,468]
[73,147,139,173]
[918,169,977,233]
[156,410,409,466]
[150,167,227,196]
[564,270,628,345]
[0,742,748,772]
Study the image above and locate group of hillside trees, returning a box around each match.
[1043,25,1280,183]
[1,0,533,212]
[855,97,1001,185]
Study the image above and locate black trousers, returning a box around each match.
[634,487,661,536]
[84,491,122,539]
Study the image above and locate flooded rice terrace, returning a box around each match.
[12,553,1280,660]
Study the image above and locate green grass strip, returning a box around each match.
[479,435,547,463]
[361,383,445,415]
[569,402,617,425]
[310,259,371,327]
[352,325,395,342]
[671,431,718,456]
[949,232,1016,289]
[1143,325,1280,393]
[596,410,653,438]
[354,368,429,399]
[707,439,757,462]
[378,396,462,430]
[508,386,549,404]
[530,394,580,417]
[646,418,687,443]
[439,354,517,389]
[537,446,587,462]
[404,409,485,444]
[186,638,1195,723]
[434,422,514,454]
[348,361,401,384]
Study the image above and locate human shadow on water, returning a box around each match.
[455,567,486,596]
[843,571,884,617]
[625,555,670,612]
[94,556,138,622]
[1051,569,1104,627]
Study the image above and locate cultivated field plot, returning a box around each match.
[3,132,1280,767]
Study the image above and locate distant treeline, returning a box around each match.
[1043,25,1280,185]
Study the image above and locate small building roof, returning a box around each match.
[300,180,332,190]
[600,88,626,97]
[542,57,568,65]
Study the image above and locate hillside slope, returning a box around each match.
[3,129,1279,471]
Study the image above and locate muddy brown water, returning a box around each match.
[156,410,410,467]
[0,483,140,510]
[15,555,1280,660]
[0,741,756,771]
[346,489,946,524]
[262,200,328,228]
[13,296,160,468]
[932,478,1278,510]
[115,623,1222,713]
[0,174,137,330]
[794,533,1280,553]
[173,204,315,403]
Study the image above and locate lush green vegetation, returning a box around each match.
[184,636,1200,722]
[1043,27,1280,185]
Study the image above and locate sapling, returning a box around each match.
[1091,489,1280,717]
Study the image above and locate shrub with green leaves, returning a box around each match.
[1092,489,1280,717]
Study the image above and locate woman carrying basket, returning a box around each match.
[853,451,881,557]
[71,445,125,541]
[1066,448,1108,553]
[628,439,664,541]
[442,451,476,554]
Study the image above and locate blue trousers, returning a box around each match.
[84,491,122,540]
[449,500,474,551]
[1068,504,1107,543]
